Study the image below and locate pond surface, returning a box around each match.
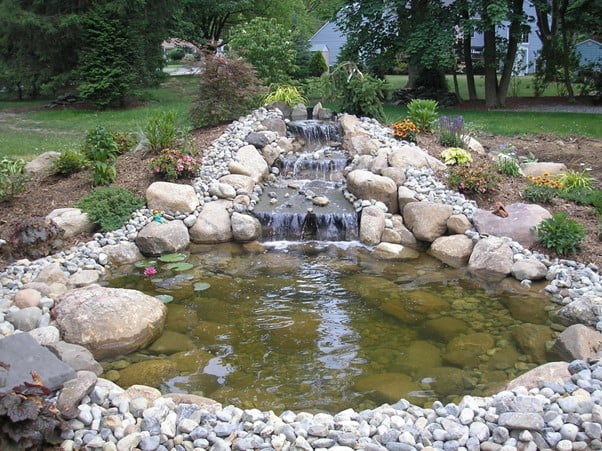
[104,242,558,413]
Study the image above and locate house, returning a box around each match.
[575,39,602,69]
[309,4,543,74]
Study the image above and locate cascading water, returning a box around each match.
[253,120,359,241]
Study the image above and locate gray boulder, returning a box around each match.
[189,200,233,244]
[135,220,190,256]
[360,206,385,246]
[219,174,255,195]
[208,182,237,200]
[472,203,552,248]
[381,167,407,186]
[53,285,167,359]
[511,260,548,281]
[291,103,308,121]
[447,214,472,235]
[347,170,399,213]
[47,208,95,238]
[429,235,474,268]
[46,341,103,375]
[34,263,68,285]
[102,242,144,266]
[24,151,60,174]
[146,182,199,215]
[235,145,269,183]
[552,324,602,361]
[231,213,261,242]
[403,202,453,242]
[57,370,98,419]
[261,118,287,136]
[245,132,269,149]
[7,307,42,331]
[28,326,60,345]
[506,362,570,390]
[468,237,514,282]
[557,295,602,327]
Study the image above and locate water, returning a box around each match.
[104,243,557,413]
[287,120,341,144]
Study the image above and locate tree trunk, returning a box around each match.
[483,25,499,108]
[406,59,420,88]
[497,0,524,107]
[460,4,477,100]
[452,63,461,100]
[558,0,575,100]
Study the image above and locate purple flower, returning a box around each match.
[144,266,157,277]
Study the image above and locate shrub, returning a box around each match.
[308,51,328,77]
[440,148,473,166]
[447,162,500,194]
[149,148,203,181]
[228,17,298,85]
[77,187,145,232]
[51,149,88,176]
[7,216,64,259]
[557,170,596,190]
[113,131,136,154]
[494,156,521,177]
[523,184,558,203]
[189,54,265,128]
[406,99,438,132]
[535,212,585,256]
[83,126,119,186]
[0,157,30,202]
[167,48,185,61]
[391,119,418,143]
[145,110,179,154]
[438,115,467,148]
[264,85,308,108]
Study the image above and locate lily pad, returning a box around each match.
[165,262,194,272]
[155,294,174,304]
[158,253,187,263]
[193,282,211,292]
[134,260,157,268]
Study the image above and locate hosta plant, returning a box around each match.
[406,99,438,132]
[440,148,472,166]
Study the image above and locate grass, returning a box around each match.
[0,77,198,159]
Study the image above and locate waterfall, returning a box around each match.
[288,120,341,144]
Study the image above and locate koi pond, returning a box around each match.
[102,241,558,413]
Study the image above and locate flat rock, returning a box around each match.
[506,362,570,390]
[189,200,233,244]
[162,393,222,411]
[68,269,101,287]
[552,324,602,361]
[235,145,269,183]
[231,212,261,242]
[0,333,76,394]
[53,286,167,359]
[47,208,95,238]
[347,170,399,213]
[403,202,453,242]
[472,203,552,248]
[511,260,548,281]
[124,385,162,402]
[57,370,97,419]
[135,220,190,256]
[219,174,255,195]
[360,206,385,246]
[24,151,60,174]
[118,359,179,388]
[28,326,60,345]
[102,242,144,266]
[498,412,544,431]
[388,145,446,171]
[468,237,513,282]
[146,181,199,214]
[354,373,422,405]
[520,162,567,177]
[46,341,103,375]
[429,235,474,268]
[373,243,420,260]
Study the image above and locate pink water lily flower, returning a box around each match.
[144,266,157,277]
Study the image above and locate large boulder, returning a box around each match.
[511,259,548,281]
[381,167,407,186]
[468,237,513,282]
[146,182,199,214]
[219,174,255,195]
[245,131,269,149]
[397,186,418,210]
[506,362,570,390]
[135,220,190,256]
[345,135,381,156]
[102,242,144,266]
[47,208,95,238]
[189,200,233,244]
[512,323,554,364]
[24,151,60,174]
[290,103,307,121]
[557,295,602,327]
[235,145,269,183]
[360,206,385,245]
[472,203,552,248]
[429,235,474,268]
[261,118,287,136]
[339,114,360,135]
[53,286,167,359]
[231,213,261,242]
[520,162,567,177]
[347,170,398,213]
[403,202,453,242]
[552,324,602,361]
[388,145,446,171]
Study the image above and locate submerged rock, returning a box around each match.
[118,359,179,388]
[354,372,422,404]
[512,323,555,364]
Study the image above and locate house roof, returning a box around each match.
[576,38,602,47]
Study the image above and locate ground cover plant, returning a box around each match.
[76,187,145,232]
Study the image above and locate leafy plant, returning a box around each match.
[494,156,521,177]
[323,62,385,120]
[391,119,418,142]
[76,187,145,232]
[0,158,30,202]
[167,48,185,61]
[6,216,64,259]
[308,51,328,77]
[523,184,558,204]
[83,126,119,186]
[527,173,564,189]
[406,99,439,132]
[440,147,473,166]
[145,110,178,154]
[558,187,602,215]
[447,162,500,194]
[264,85,308,108]
[149,148,202,181]
[438,115,467,148]
[557,170,596,191]
[189,54,265,128]
[158,253,187,263]
[113,131,136,155]
[51,149,88,176]
[535,212,586,256]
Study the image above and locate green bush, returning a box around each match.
[407,99,439,132]
[440,148,472,166]
[51,149,88,176]
[167,48,185,61]
[190,54,265,128]
[83,126,119,186]
[308,52,328,77]
[557,170,596,190]
[0,157,30,202]
[523,184,558,204]
[264,85,308,108]
[447,162,500,194]
[76,187,145,232]
[494,156,521,177]
[145,110,178,153]
[535,212,585,256]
